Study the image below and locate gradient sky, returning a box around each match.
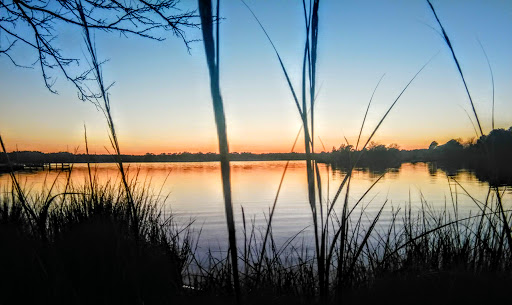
[1,0,511,154]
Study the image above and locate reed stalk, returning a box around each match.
[426,0,483,136]
[76,1,137,236]
[197,0,240,302]
[427,0,511,256]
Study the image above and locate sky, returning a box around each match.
[1,0,511,154]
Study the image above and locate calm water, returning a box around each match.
[1,161,509,251]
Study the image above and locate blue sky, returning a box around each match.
[1,0,511,154]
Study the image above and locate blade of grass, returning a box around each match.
[356,73,385,151]
[477,38,495,130]
[346,199,387,278]
[198,0,240,301]
[77,1,136,234]
[426,0,483,136]
[241,0,304,119]
[0,133,36,223]
[330,54,436,212]
[255,124,303,282]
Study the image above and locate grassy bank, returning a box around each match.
[1,0,510,304]
[0,176,194,305]
[1,172,510,304]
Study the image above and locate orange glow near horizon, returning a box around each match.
[3,135,459,155]
[1,1,511,162]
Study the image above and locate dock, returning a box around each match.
[23,162,71,171]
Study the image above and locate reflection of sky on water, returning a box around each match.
[0,161,507,253]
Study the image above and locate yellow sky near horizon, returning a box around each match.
[1,1,511,156]
[1,126,486,155]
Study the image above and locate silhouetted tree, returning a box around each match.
[428,141,438,150]
[440,139,463,150]
[367,141,386,152]
[388,143,400,152]
[476,128,512,163]
[0,0,198,100]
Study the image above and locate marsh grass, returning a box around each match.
[198,0,241,302]
[1,0,511,304]
[174,183,511,304]
[242,0,438,300]
[187,1,512,303]
[426,0,483,136]
[1,170,510,304]
[186,0,512,303]
[0,172,195,304]
[427,0,512,255]
[76,0,139,240]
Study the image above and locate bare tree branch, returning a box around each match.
[0,0,199,100]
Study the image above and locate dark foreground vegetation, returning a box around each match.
[1,173,511,305]
[0,178,192,304]
[1,0,511,303]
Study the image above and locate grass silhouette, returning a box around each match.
[0,0,510,304]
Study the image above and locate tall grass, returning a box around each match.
[426,0,483,136]
[1,1,510,304]
[76,1,137,236]
[0,174,194,304]
[427,0,512,255]
[1,171,510,304]
[243,0,435,300]
[197,0,240,302]
[182,183,511,304]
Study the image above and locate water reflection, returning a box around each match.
[0,161,508,250]
[428,162,438,176]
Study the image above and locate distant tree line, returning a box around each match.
[316,142,402,170]
[0,151,307,164]
[318,127,512,185]
[2,127,511,184]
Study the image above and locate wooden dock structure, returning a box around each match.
[46,162,71,171]
[23,162,71,171]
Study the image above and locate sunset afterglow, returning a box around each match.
[1,1,511,154]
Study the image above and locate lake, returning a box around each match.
[1,161,509,254]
